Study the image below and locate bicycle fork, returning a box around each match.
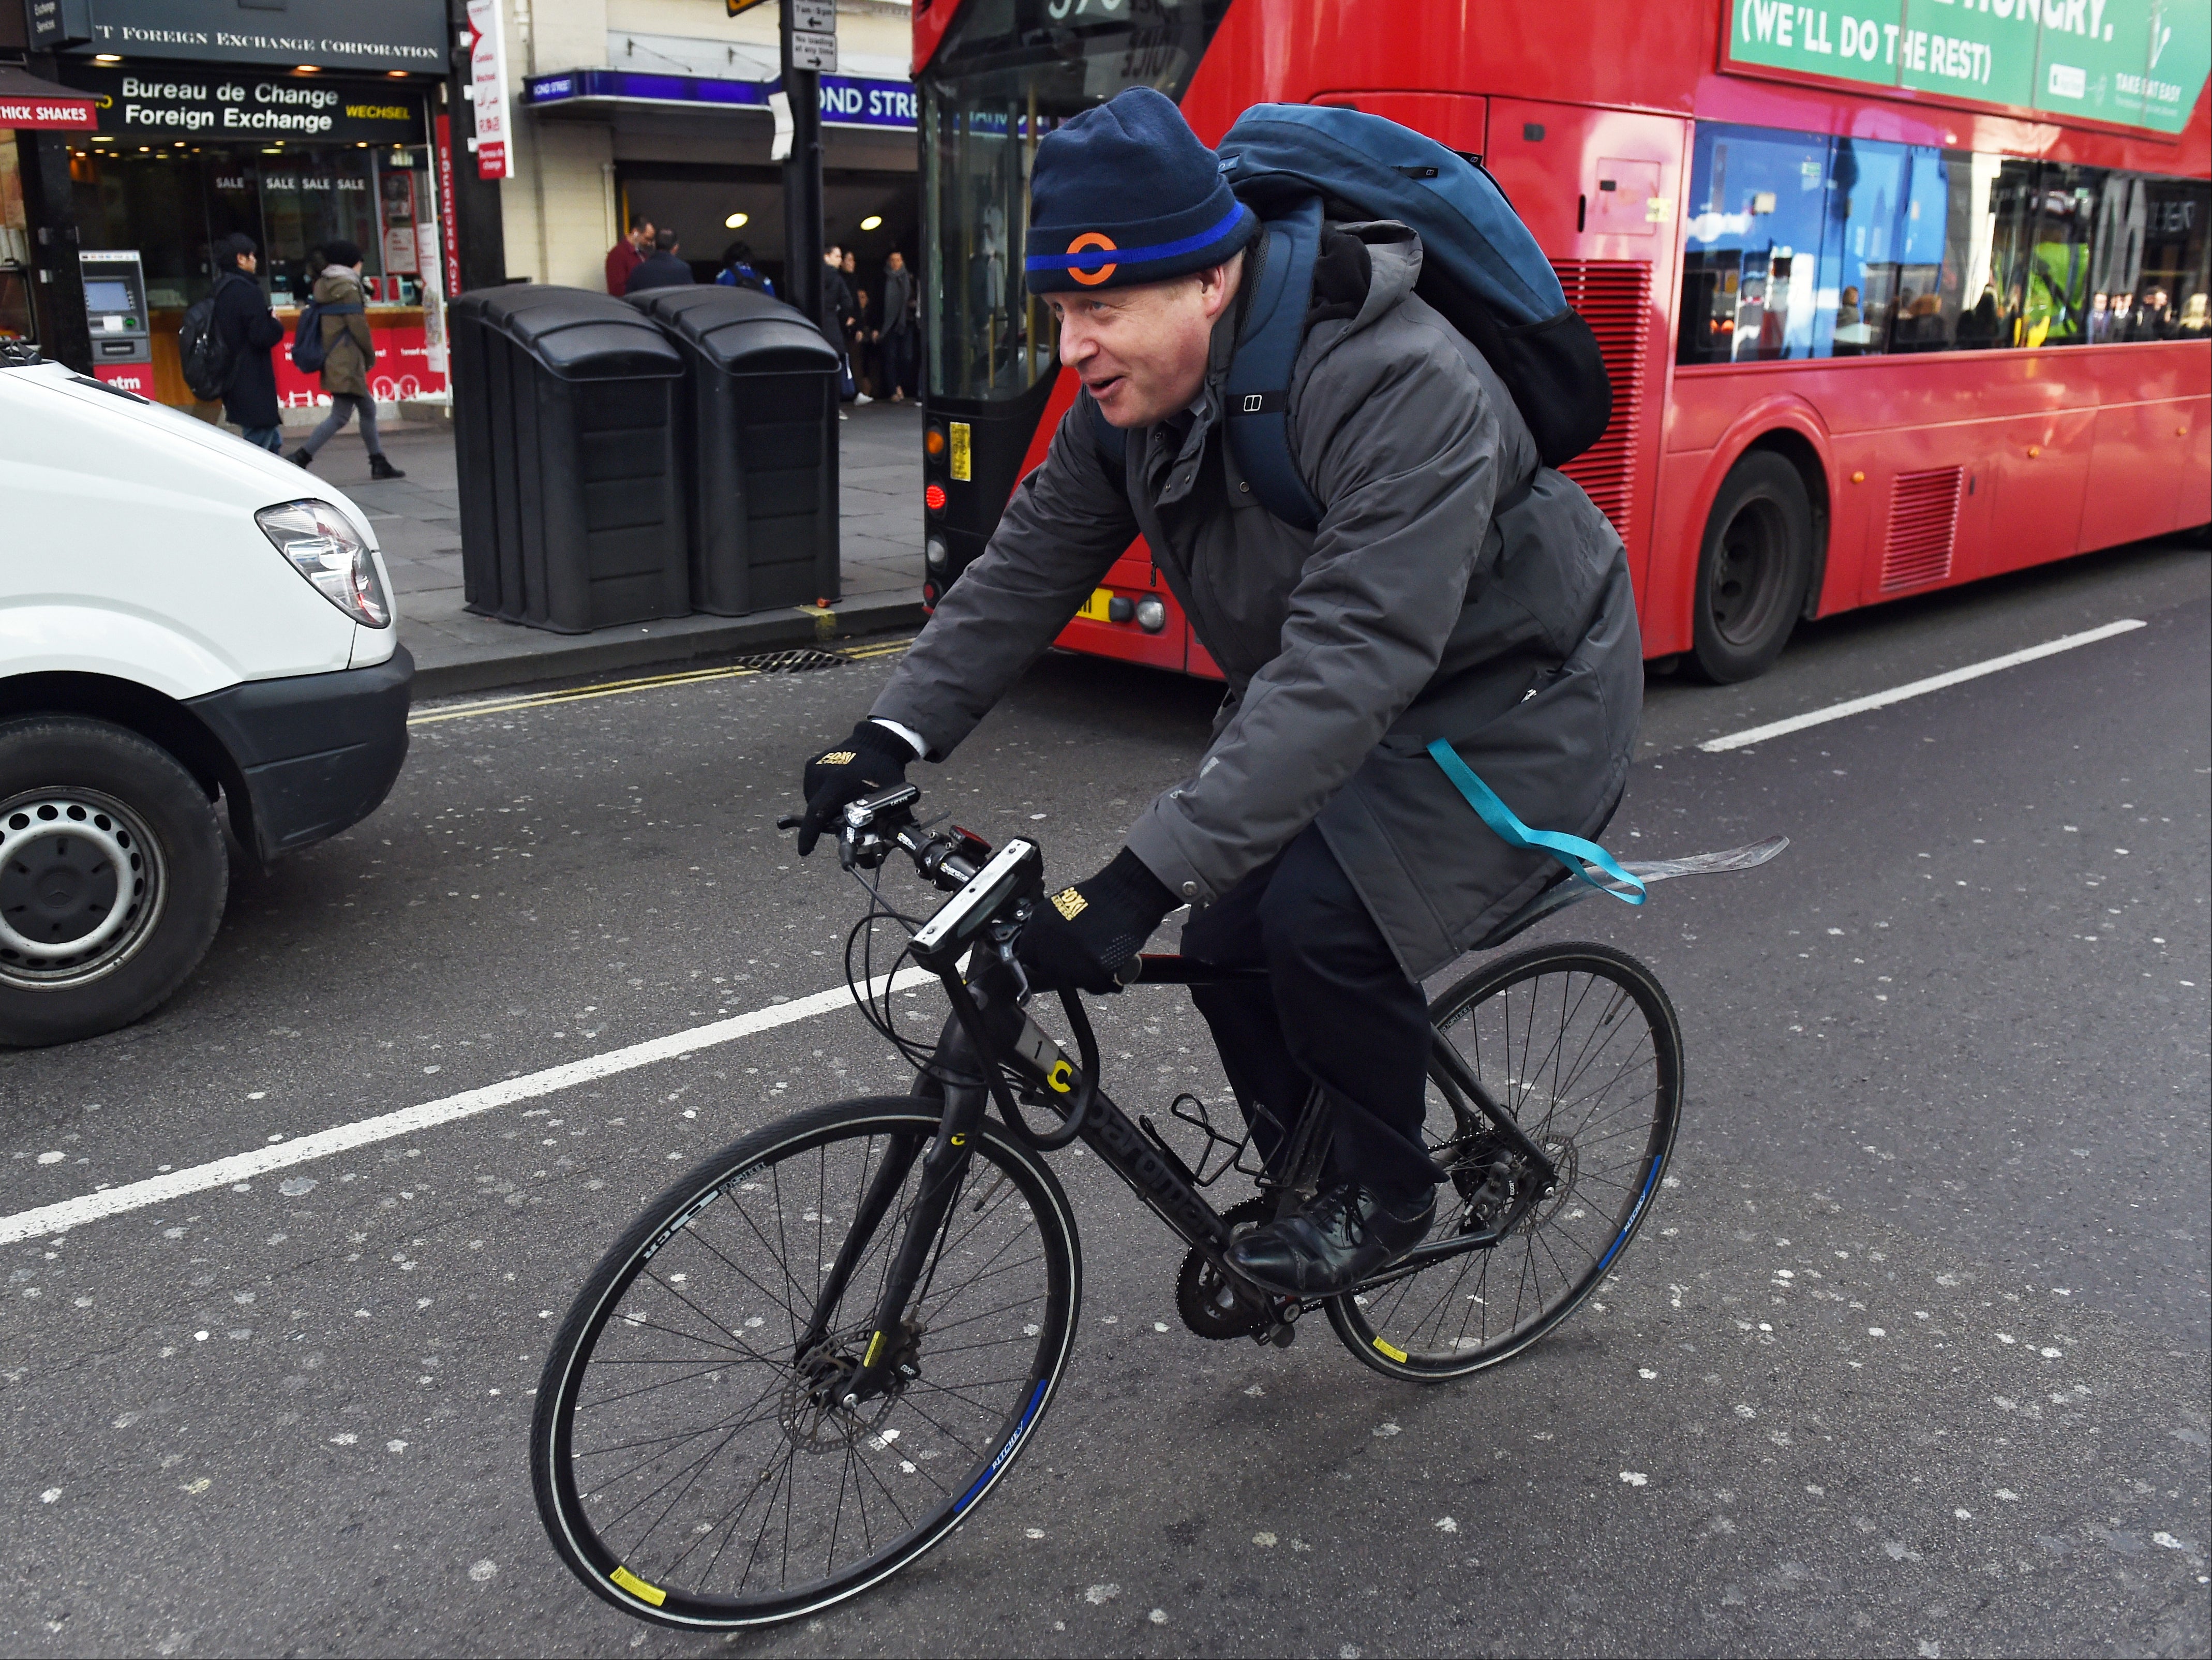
[801,1075,991,1411]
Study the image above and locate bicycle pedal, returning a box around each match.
[1263,1320,1296,1349]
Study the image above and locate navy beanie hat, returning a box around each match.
[1024,86,1256,295]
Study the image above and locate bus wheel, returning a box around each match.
[1692,452,1813,683]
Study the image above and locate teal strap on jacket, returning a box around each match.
[1425,738,1646,905]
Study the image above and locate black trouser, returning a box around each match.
[1181,825,1443,1201]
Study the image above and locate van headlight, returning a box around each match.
[256,499,391,628]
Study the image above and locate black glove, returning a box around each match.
[796,721,914,855]
[1017,849,1177,995]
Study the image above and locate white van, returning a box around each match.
[0,347,411,1047]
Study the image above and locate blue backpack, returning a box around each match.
[291,294,365,374]
[1093,103,1612,530]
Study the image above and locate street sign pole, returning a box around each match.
[780,0,833,336]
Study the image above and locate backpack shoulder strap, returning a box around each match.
[1223,193,1325,532]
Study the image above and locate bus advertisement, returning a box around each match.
[909,0,2210,683]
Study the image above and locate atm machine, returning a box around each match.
[79,249,154,396]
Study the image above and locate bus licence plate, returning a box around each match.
[1077,588,1114,622]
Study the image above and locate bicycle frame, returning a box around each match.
[810,946,1560,1401]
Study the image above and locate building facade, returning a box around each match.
[494,0,918,301]
[8,0,452,404]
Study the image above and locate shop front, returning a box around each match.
[1,63,99,354]
[27,0,450,411]
[54,65,446,405]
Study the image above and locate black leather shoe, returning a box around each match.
[1224,1182,1436,1298]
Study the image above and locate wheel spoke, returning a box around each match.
[536,1106,1070,1620]
[1351,953,1677,1371]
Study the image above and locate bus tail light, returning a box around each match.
[925,536,949,569]
[924,483,947,512]
[1134,597,1167,633]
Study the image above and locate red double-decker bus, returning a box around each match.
[909,0,2210,682]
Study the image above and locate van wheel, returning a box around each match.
[1692,452,1814,684]
[0,717,227,1048]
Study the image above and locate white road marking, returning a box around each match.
[0,968,934,1246]
[1698,619,2147,753]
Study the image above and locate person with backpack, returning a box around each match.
[790,87,1639,1297]
[178,232,285,451]
[289,239,403,479]
[715,240,774,297]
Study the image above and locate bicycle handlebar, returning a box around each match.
[780,785,987,891]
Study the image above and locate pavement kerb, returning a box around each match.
[406,591,929,700]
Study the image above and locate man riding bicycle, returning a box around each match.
[798,87,1640,1299]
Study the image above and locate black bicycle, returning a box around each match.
[531,783,1784,1629]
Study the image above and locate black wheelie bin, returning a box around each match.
[627,286,841,615]
[461,288,690,633]
[450,285,575,621]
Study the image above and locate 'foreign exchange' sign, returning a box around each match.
[56,66,427,144]
[1726,0,2210,135]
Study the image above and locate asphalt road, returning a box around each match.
[4,536,2208,1658]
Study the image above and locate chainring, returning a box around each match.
[1175,1197,1276,1340]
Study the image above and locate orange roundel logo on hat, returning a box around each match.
[1066,232,1118,287]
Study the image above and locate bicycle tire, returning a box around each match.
[1327,942,1682,1382]
[532,1097,1081,1629]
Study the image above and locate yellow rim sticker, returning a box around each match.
[1076,587,1115,623]
[1372,1336,1409,1363]
[863,1330,886,1367]
[610,1565,667,1607]
[949,421,972,482]
[1046,1059,1075,1094]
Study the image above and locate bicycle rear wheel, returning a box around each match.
[532,1098,1080,1629]
[1328,942,1682,1381]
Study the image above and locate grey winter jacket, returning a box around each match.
[872,223,1641,980]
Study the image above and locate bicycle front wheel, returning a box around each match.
[1329,942,1682,1381]
[532,1098,1081,1629]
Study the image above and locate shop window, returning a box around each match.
[0,135,32,343]
[65,143,432,314]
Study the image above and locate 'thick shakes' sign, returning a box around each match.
[1727,0,2209,134]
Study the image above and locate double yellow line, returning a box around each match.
[407,636,913,728]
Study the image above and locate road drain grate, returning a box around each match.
[727,648,852,674]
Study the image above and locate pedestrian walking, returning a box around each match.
[879,249,917,402]
[838,249,873,405]
[819,245,858,418]
[186,234,287,451]
[624,228,694,294]
[289,240,402,479]
[606,214,654,296]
